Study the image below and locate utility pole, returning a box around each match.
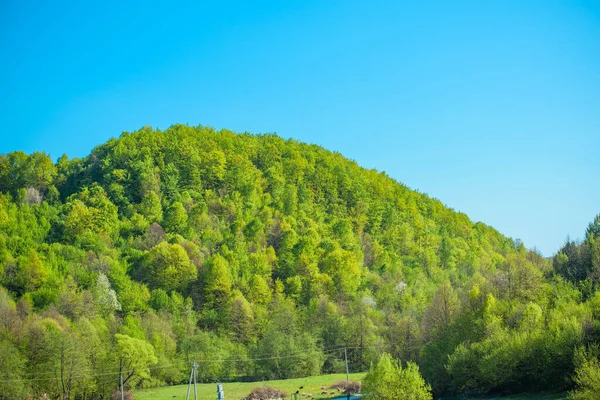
[120,372,124,400]
[344,348,351,400]
[344,347,349,382]
[186,361,198,400]
[193,360,198,400]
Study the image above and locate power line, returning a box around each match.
[30,344,358,377]
[9,344,362,378]
[0,344,386,383]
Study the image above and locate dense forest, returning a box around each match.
[0,125,599,399]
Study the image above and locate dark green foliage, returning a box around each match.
[553,215,600,286]
[0,125,596,399]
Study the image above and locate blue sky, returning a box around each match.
[1,0,599,255]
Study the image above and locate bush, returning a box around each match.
[242,386,287,400]
[329,381,361,394]
[569,358,600,400]
[362,353,432,400]
[111,391,134,400]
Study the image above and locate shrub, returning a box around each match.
[329,381,361,394]
[569,358,600,400]
[362,353,432,400]
[111,391,134,400]
[242,386,287,400]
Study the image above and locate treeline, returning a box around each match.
[0,124,598,399]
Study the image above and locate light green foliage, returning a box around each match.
[163,201,188,234]
[247,274,272,305]
[421,282,460,338]
[0,339,28,399]
[570,358,600,400]
[0,151,57,197]
[139,191,163,223]
[145,242,197,291]
[95,273,121,314]
[255,306,324,379]
[0,125,595,399]
[114,333,158,387]
[181,331,248,381]
[46,325,95,399]
[203,253,232,304]
[320,246,362,294]
[363,353,432,400]
[5,249,48,294]
[202,149,227,187]
[63,185,119,245]
[228,293,255,343]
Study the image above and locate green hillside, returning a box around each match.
[0,125,598,399]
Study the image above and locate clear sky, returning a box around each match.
[1,0,599,256]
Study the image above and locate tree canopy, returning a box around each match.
[0,124,598,399]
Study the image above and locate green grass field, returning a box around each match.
[134,373,366,400]
[134,373,568,400]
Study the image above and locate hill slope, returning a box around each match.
[0,125,596,399]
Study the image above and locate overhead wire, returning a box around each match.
[0,344,386,383]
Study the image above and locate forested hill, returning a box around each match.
[0,124,598,399]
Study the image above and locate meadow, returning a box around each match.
[134,373,366,400]
[134,373,567,400]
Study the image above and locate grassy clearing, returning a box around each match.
[134,373,366,400]
[135,374,568,400]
